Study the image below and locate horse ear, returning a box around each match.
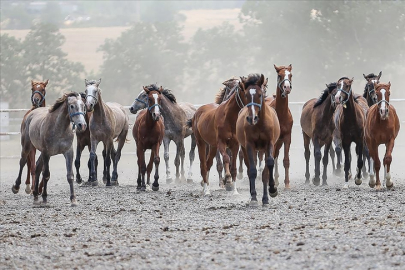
[388,81,391,87]
[349,77,354,84]
[259,74,265,87]
[31,80,34,86]
[96,78,101,86]
[159,86,164,93]
[363,74,367,80]
[85,79,89,86]
[44,79,49,86]
[239,77,246,90]
[288,64,292,70]
[378,71,382,80]
[263,77,268,89]
[274,64,280,72]
[143,86,150,93]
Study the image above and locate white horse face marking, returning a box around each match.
[85,84,98,111]
[152,93,160,114]
[379,88,388,120]
[284,70,291,89]
[249,88,256,118]
[36,85,40,89]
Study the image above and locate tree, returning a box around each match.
[98,22,188,103]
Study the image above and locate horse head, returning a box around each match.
[129,89,148,114]
[143,84,162,121]
[335,77,353,107]
[31,79,48,107]
[325,82,338,108]
[67,93,87,132]
[84,78,101,112]
[363,71,382,105]
[240,73,266,125]
[274,64,292,98]
[374,82,391,120]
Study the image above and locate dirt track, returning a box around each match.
[1,135,405,269]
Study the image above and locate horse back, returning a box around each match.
[300,98,317,138]
[192,103,218,146]
[106,102,129,138]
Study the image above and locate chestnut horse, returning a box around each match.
[13,92,87,206]
[365,82,400,189]
[269,64,293,189]
[188,77,250,195]
[300,82,338,186]
[85,79,129,186]
[22,80,48,194]
[236,74,279,206]
[133,85,165,191]
[334,77,367,188]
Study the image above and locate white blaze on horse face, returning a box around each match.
[152,93,160,114]
[249,88,256,118]
[380,88,387,117]
[37,85,40,89]
[86,85,97,105]
[284,70,291,89]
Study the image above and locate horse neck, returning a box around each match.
[92,92,108,119]
[53,102,71,131]
[160,95,185,126]
[342,94,361,121]
[320,94,335,120]
[223,91,244,121]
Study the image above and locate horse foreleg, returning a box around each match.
[313,138,322,186]
[342,142,351,188]
[273,140,282,187]
[245,145,258,207]
[333,135,343,176]
[33,153,43,204]
[303,132,311,184]
[215,150,224,188]
[384,139,395,189]
[354,143,364,185]
[179,140,186,181]
[146,152,154,187]
[28,149,36,194]
[362,145,370,179]
[186,134,196,183]
[89,139,99,185]
[322,142,331,186]
[163,137,172,183]
[64,146,76,206]
[329,146,336,173]
[152,144,161,191]
[238,148,244,180]
[266,143,277,200]
[137,147,147,191]
[230,143,240,195]
[283,134,291,189]
[39,154,50,204]
[218,141,232,191]
[102,147,107,184]
[74,143,84,184]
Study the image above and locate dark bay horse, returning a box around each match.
[188,77,250,195]
[132,85,165,191]
[236,74,280,206]
[13,92,87,205]
[334,77,367,188]
[22,80,48,194]
[129,86,196,183]
[365,82,400,190]
[269,64,293,189]
[363,72,382,107]
[300,82,338,186]
[85,79,129,186]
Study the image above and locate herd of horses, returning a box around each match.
[10,65,400,207]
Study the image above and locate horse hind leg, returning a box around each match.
[152,145,161,191]
[12,150,29,194]
[74,144,84,184]
[362,145,370,179]
[384,139,395,189]
[33,153,44,204]
[354,143,364,185]
[237,148,244,180]
[146,152,154,188]
[322,142,331,186]
[215,150,224,188]
[329,146,336,174]
[186,134,196,183]
[111,129,128,185]
[303,132,311,184]
[163,137,172,183]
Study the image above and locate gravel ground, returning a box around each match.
[1,136,405,269]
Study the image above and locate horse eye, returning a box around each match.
[70,105,74,109]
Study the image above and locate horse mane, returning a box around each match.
[338,77,350,82]
[49,92,79,113]
[364,73,377,79]
[144,84,160,92]
[85,80,99,85]
[244,73,263,89]
[313,82,337,108]
[162,88,177,103]
[215,87,228,104]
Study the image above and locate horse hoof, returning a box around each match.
[237,173,243,180]
[232,189,239,196]
[141,186,146,192]
[386,182,394,190]
[187,178,193,184]
[269,190,278,198]
[91,181,99,187]
[369,181,376,188]
[249,200,259,207]
[343,183,349,189]
[203,190,211,196]
[33,198,41,205]
[166,178,173,184]
[284,184,291,190]
[322,182,328,186]
[12,185,19,194]
[225,183,233,191]
[25,185,31,194]
[102,177,107,185]
[262,202,270,208]
[152,184,159,191]
[355,178,362,185]
[111,180,119,186]
[312,178,321,186]
[305,180,310,185]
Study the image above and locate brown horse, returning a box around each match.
[133,85,165,191]
[236,74,280,206]
[85,79,129,186]
[22,80,48,194]
[365,82,400,190]
[13,92,87,205]
[269,64,293,189]
[189,77,250,195]
[363,72,382,107]
[334,77,367,188]
[300,82,338,186]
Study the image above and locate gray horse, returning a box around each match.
[130,85,196,183]
[12,92,87,206]
[85,79,129,186]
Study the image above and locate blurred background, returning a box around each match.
[1,0,405,107]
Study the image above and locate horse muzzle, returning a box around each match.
[379,108,389,120]
[246,116,259,125]
[152,112,161,121]
[86,103,94,112]
[129,106,139,115]
[75,122,87,133]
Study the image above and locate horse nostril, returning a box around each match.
[254,116,258,122]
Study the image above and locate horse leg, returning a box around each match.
[257,150,264,180]
[39,154,50,204]
[195,134,209,193]
[368,143,378,188]
[273,139,282,187]
[384,139,395,189]
[146,152,154,187]
[64,146,77,206]
[303,132,311,184]
[112,130,127,185]
[283,134,292,189]
[33,153,43,204]
[218,141,232,191]
[238,148,244,180]
[28,149,36,194]
[186,134,196,183]
[312,138,322,186]
[354,143,364,185]
[74,143,84,184]
[179,140,186,181]
[110,146,117,183]
[362,145,370,179]
[104,144,112,187]
[25,155,31,194]
[322,142,331,186]
[12,149,30,194]
[173,140,182,182]
[245,145,258,207]
[204,145,218,194]
[102,147,107,184]
[89,139,99,186]
[137,147,147,191]
[342,142,351,189]
[329,146,336,174]
[215,150,224,188]
[152,143,161,191]
[267,143,277,199]
[334,137,343,176]
[163,137,172,183]
[230,143,240,195]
